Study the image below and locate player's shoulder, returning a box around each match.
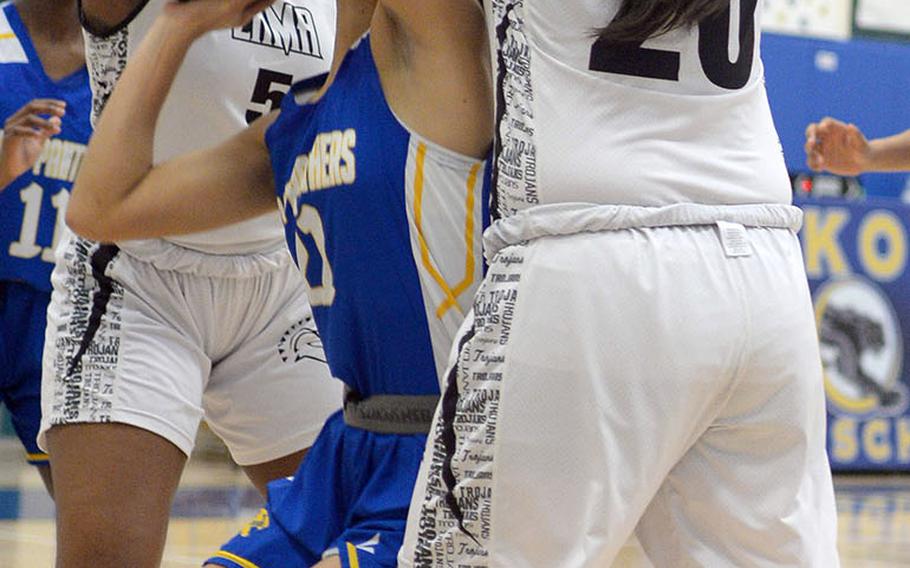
[0,2,29,66]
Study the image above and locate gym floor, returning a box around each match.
[0,440,907,567]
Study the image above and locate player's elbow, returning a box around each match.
[65,203,97,240]
[65,192,116,242]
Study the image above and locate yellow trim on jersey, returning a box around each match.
[26,452,50,462]
[412,142,481,319]
[211,550,261,568]
[413,142,460,314]
[437,162,481,316]
[0,32,15,40]
[345,542,361,568]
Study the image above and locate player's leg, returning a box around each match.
[206,556,340,568]
[636,228,839,566]
[4,388,55,495]
[47,423,186,568]
[35,464,53,496]
[204,556,340,568]
[204,502,317,568]
[208,413,419,568]
[204,506,317,568]
[203,258,340,497]
[206,419,344,568]
[402,227,748,567]
[7,395,54,495]
[40,236,211,567]
[242,448,310,497]
[0,281,54,496]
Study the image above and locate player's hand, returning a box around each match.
[0,99,65,189]
[162,0,275,38]
[805,117,871,176]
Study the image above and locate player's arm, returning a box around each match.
[80,0,149,35]
[0,99,66,190]
[806,117,910,175]
[370,0,492,159]
[67,0,276,242]
[302,0,375,105]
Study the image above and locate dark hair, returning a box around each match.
[599,0,731,43]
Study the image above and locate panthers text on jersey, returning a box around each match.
[268,36,489,397]
[0,1,92,291]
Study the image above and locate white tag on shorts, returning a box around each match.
[716,221,752,257]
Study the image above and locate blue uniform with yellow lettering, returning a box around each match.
[207,35,488,568]
[0,1,91,465]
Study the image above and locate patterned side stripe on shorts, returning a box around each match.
[66,243,120,377]
[489,3,517,222]
[440,324,480,545]
[411,245,525,566]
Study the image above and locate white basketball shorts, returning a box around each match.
[401,203,840,567]
[39,232,341,465]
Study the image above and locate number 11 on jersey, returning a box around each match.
[9,182,68,263]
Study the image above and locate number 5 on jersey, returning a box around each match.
[246,68,294,125]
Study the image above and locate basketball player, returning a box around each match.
[0,0,90,496]
[401,0,841,566]
[806,117,910,174]
[65,0,490,565]
[40,0,341,566]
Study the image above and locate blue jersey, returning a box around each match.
[0,2,91,291]
[268,35,489,397]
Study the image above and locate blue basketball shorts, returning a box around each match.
[0,281,50,465]
[207,410,427,568]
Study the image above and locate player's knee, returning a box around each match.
[242,448,308,497]
[57,546,138,568]
[54,477,169,565]
[56,516,165,568]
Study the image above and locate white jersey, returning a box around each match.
[83,0,335,255]
[485,0,790,218]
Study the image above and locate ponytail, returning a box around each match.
[599,0,731,43]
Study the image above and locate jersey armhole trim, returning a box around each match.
[363,34,489,168]
[78,0,151,39]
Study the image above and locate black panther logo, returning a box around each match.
[820,306,902,410]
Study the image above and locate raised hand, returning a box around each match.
[0,99,65,189]
[805,117,871,177]
[162,0,276,38]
